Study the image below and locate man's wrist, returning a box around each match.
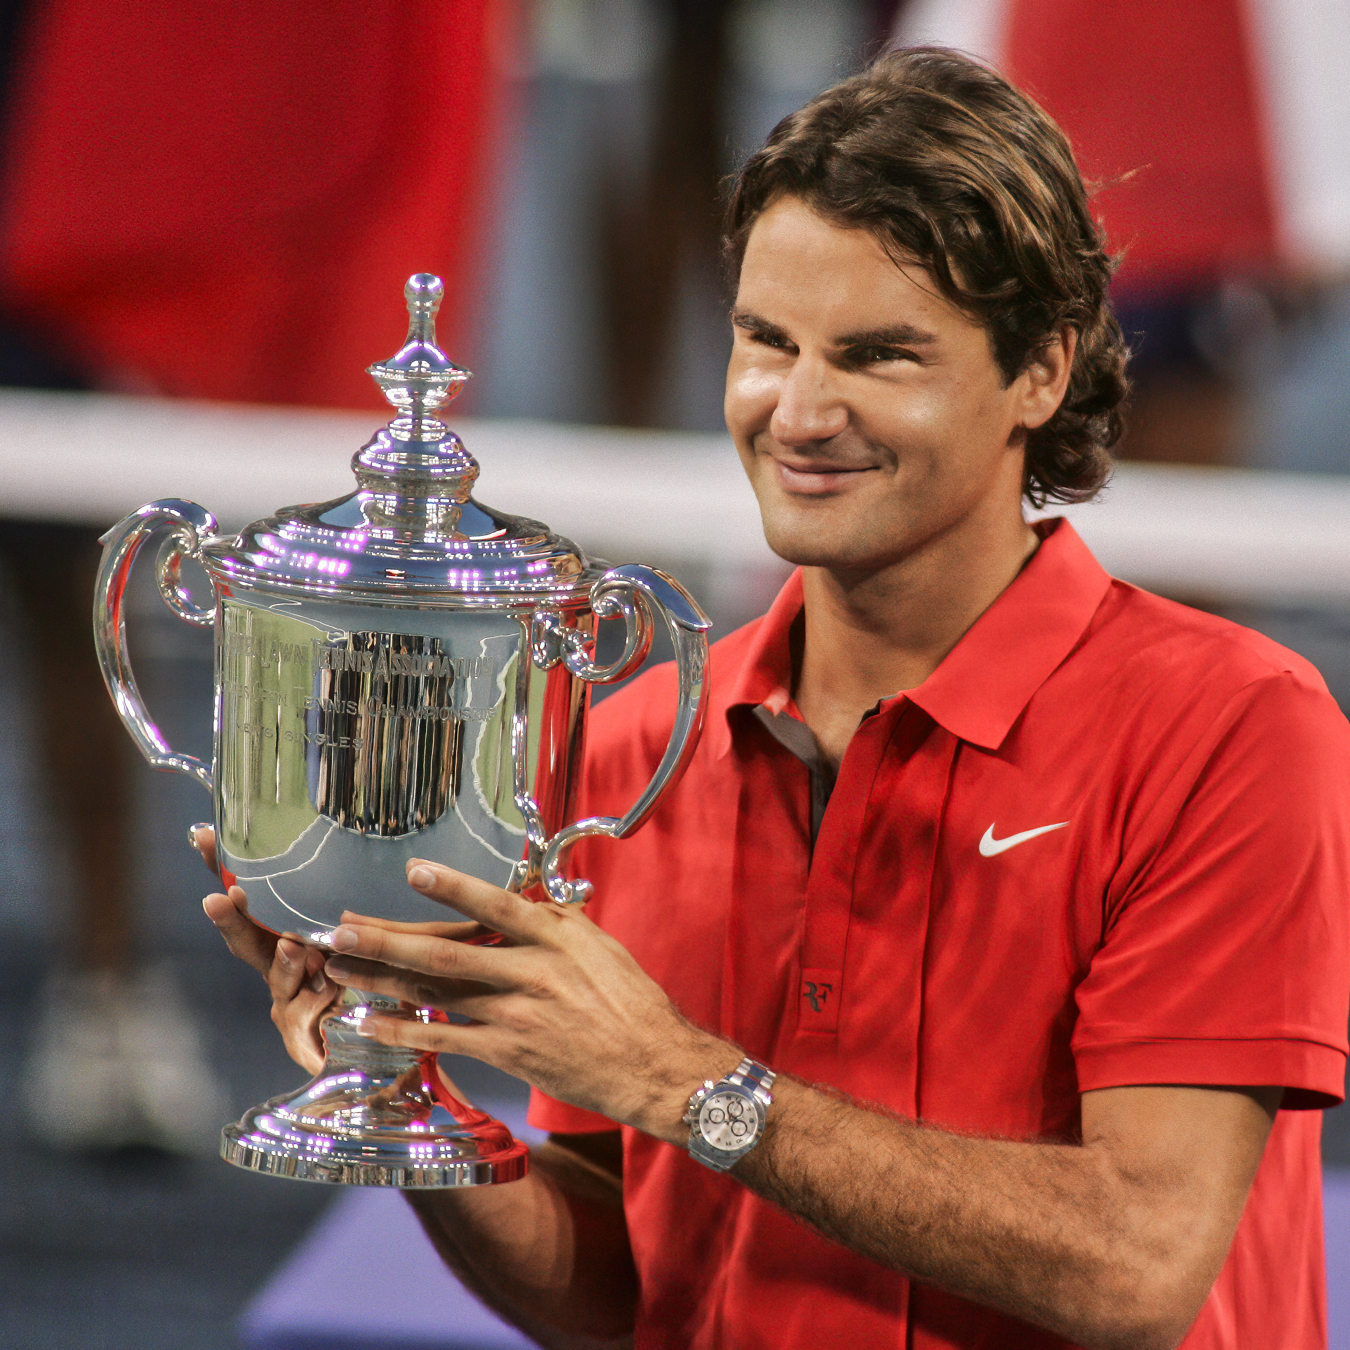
[627,1031,743,1146]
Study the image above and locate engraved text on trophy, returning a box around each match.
[218,607,506,848]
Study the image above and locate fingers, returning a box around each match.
[189,823,219,876]
[338,912,488,943]
[323,952,492,1008]
[303,945,332,991]
[270,937,310,1002]
[404,860,554,943]
[326,916,522,989]
[202,886,276,978]
[268,937,337,1076]
[201,878,337,1076]
[355,1008,487,1061]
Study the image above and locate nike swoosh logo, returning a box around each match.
[979,821,1070,857]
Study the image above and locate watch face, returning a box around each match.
[699,1090,758,1152]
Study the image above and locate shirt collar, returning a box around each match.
[904,519,1112,749]
[717,519,1112,756]
[714,568,805,759]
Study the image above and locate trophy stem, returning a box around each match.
[221,988,529,1186]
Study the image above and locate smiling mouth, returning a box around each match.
[774,460,877,496]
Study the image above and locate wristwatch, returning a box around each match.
[683,1057,776,1172]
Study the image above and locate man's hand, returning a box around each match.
[192,825,338,1075]
[190,830,637,1346]
[320,859,736,1134]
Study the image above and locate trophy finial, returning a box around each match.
[367,272,471,426]
[403,273,443,342]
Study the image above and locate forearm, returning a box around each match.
[726,1081,1139,1344]
[405,1140,636,1347]
[661,1076,1263,1350]
[308,868,1269,1350]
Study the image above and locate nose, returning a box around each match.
[769,353,849,446]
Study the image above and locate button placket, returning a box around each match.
[721,721,813,1055]
[794,703,910,1040]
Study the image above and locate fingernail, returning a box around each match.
[330,925,359,951]
[276,944,293,969]
[356,1016,379,1038]
[188,823,207,847]
[309,972,327,994]
[326,957,351,979]
[408,866,435,892]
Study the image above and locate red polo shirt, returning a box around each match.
[529,519,1350,1349]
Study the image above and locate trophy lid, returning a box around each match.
[201,274,593,606]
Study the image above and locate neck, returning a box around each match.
[794,507,1039,766]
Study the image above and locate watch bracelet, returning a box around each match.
[726,1056,776,1105]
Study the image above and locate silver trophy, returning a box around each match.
[93,274,710,1186]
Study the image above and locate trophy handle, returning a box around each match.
[94,498,219,793]
[530,564,711,905]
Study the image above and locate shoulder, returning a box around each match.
[1062,582,1350,807]
[1082,580,1337,717]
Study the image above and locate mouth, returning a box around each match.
[773,459,879,496]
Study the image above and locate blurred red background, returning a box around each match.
[0,0,507,409]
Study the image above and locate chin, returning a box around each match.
[760,513,897,572]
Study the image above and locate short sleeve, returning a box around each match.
[1073,672,1350,1109]
[527,1086,618,1135]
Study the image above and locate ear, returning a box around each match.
[1016,326,1077,431]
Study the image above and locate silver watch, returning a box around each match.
[683,1057,776,1172]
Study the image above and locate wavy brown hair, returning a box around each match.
[724,47,1129,507]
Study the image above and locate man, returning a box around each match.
[202,49,1349,1349]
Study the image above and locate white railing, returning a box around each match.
[4,387,1349,607]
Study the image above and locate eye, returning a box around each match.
[745,327,792,351]
[844,344,909,367]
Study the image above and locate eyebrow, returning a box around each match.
[731,311,940,349]
[731,310,784,340]
[836,323,939,348]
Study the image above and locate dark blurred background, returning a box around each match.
[1,1,1348,1346]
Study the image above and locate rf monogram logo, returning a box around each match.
[802,980,833,1013]
[800,967,842,1031]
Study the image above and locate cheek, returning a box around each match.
[724,357,780,431]
[852,382,954,476]
[886,372,1015,466]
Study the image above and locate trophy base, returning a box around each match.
[220,994,530,1188]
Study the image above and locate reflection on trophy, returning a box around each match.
[93,274,711,1187]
